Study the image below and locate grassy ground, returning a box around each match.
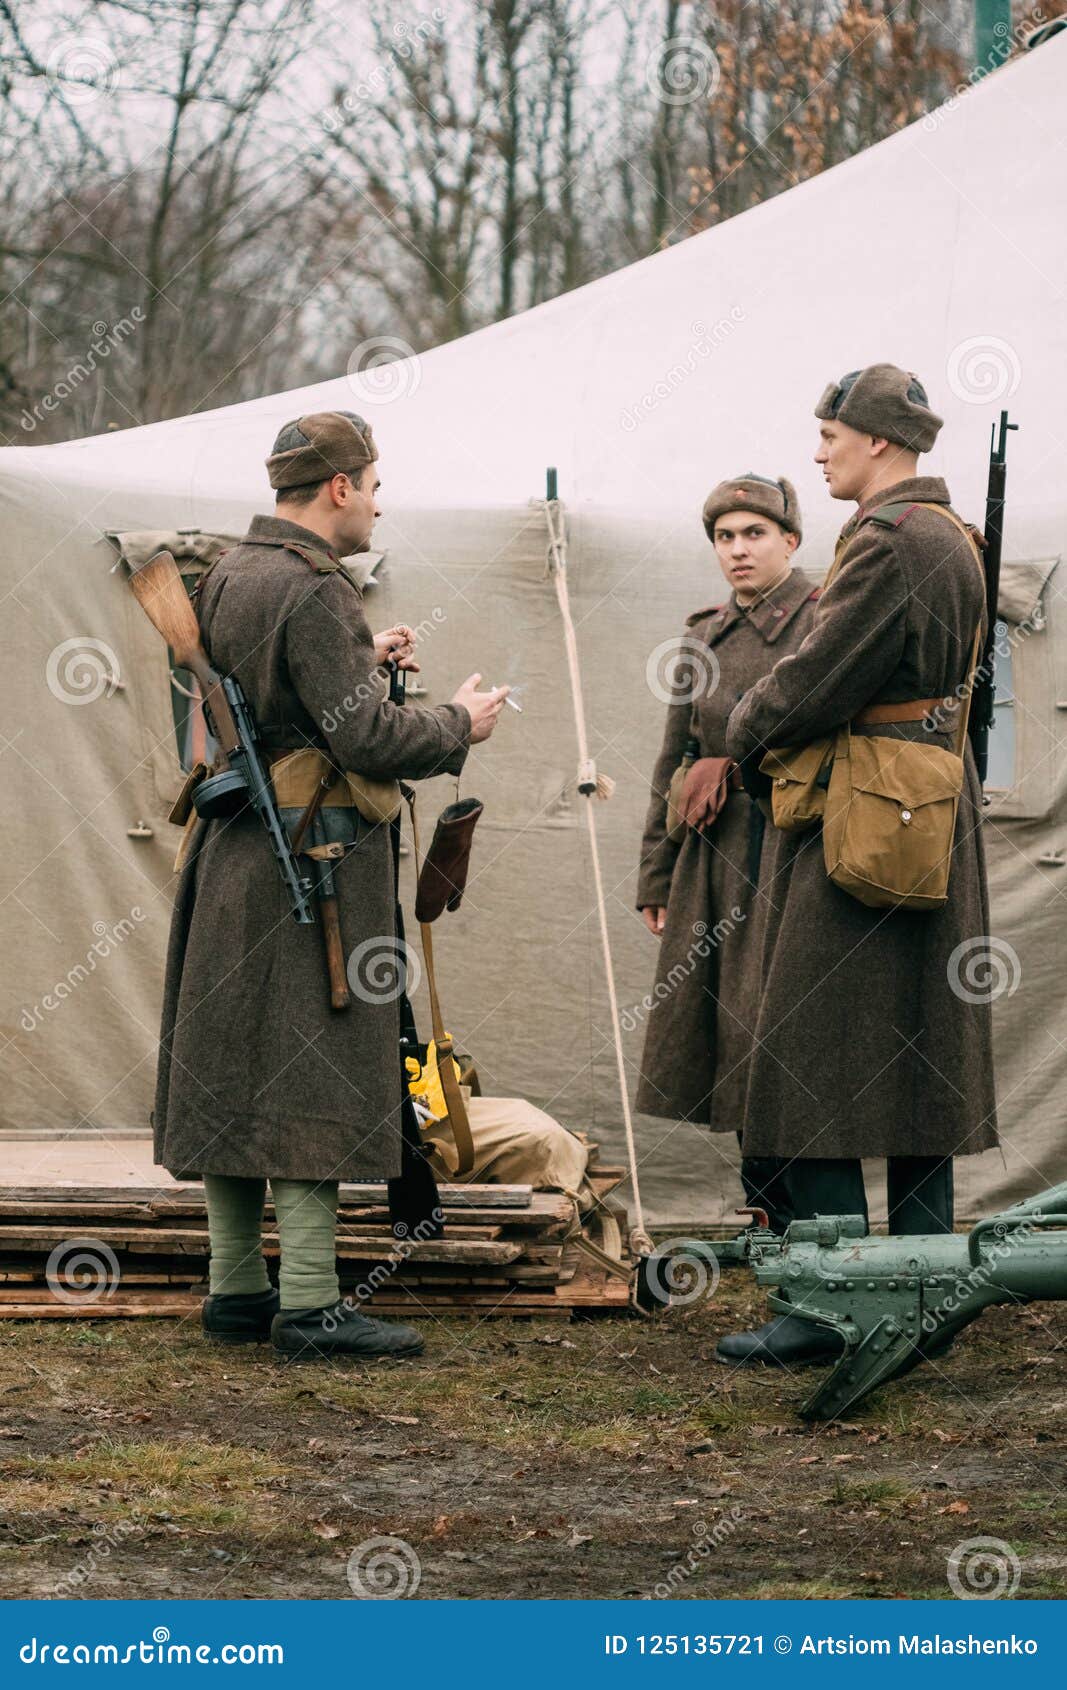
[0,1271,1064,1601]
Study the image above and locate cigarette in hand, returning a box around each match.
[491,688,523,712]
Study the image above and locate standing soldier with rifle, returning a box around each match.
[152,411,507,1362]
[720,365,999,1367]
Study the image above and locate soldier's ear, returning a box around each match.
[785,531,799,555]
[868,434,893,459]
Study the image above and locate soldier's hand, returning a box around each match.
[453,673,510,743]
[641,906,667,937]
[374,624,420,671]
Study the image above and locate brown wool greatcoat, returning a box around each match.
[153,515,471,1183]
[635,570,819,1128]
[726,477,998,1163]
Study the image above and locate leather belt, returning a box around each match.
[854,697,945,726]
[729,764,745,790]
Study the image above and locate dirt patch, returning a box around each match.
[0,1277,1063,1600]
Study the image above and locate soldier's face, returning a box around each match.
[712,511,797,599]
[335,465,382,552]
[816,420,872,501]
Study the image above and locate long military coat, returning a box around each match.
[635,570,818,1128]
[726,477,998,1162]
[153,514,471,1183]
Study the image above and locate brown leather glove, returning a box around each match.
[415,798,484,922]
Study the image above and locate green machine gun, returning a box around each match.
[712,1182,1067,1420]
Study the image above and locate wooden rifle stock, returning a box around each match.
[127,550,240,755]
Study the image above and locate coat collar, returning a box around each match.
[688,568,816,647]
[245,512,341,560]
[836,476,952,552]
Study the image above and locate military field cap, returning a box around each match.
[266,410,379,491]
[702,472,802,542]
[815,363,943,453]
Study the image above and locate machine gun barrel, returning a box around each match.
[744,1182,1067,1420]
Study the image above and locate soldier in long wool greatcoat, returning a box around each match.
[636,474,819,1230]
[719,365,997,1367]
[154,410,507,1362]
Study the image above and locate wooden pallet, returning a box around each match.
[0,1164,636,1320]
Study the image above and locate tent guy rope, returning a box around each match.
[542,482,654,1264]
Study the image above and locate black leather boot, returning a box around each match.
[271,1301,424,1363]
[201,1286,280,1344]
[716,1314,845,1368]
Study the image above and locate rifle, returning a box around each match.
[127,549,316,925]
[970,408,1018,784]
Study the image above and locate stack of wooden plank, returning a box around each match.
[0,1159,634,1320]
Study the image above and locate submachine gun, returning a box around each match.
[712,1183,1067,1420]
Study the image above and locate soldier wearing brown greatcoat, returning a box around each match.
[719,365,996,1367]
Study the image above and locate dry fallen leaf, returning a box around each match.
[311,1522,341,1540]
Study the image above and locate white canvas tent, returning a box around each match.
[1,36,1064,1222]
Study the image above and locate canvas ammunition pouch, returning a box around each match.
[268,747,401,825]
[762,739,835,832]
[761,503,984,911]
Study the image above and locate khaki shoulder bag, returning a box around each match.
[821,505,984,911]
[760,504,984,912]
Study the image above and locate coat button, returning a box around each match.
[900,808,912,824]
[776,777,787,787]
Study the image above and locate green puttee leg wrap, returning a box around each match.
[203,1174,271,1295]
[271,1178,341,1312]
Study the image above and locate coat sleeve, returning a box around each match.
[726,526,909,761]
[285,574,471,779]
[635,634,697,910]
